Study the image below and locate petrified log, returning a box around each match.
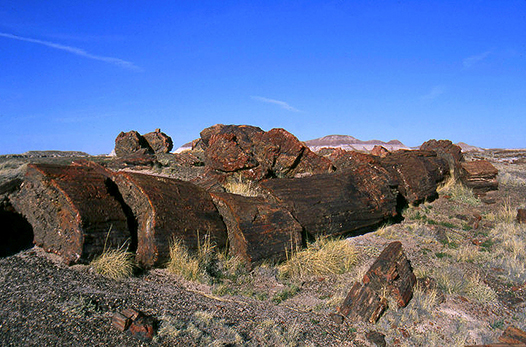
[112,308,156,342]
[143,128,173,154]
[339,242,415,323]
[421,139,464,179]
[339,282,388,323]
[260,168,398,238]
[460,160,499,196]
[499,326,526,344]
[362,241,416,307]
[114,130,153,157]
[10,162,130,264]
[378,150,448,204]
[114,171,227,268]
[371,145,390,158]
[210,192,302,265]
[0,200,34,257]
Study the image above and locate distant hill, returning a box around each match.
[1,150,91,159]
[455,142,484,152]
[304,135,410,152]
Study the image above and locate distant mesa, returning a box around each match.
[304,135,410,153]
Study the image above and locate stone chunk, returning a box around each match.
[260,169,398,238]
[460,160,499,196]
[421,139,464,179]
[210,192,302,266]
[338,242,415,323]
[371,145,390,158]
[114,171,227,268]
[10,162,130,264]
[143,128,173,154]
[499,326,526,344]
[517,209,526,224]
[114,130,153,157]
[378,150,449,204]
[112,308,156,342]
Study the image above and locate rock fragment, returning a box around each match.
[143,128,173,154]
[460,160,499,196]
[114,130,153,157]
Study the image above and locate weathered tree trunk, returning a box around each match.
[114,171,227,268]
[10,162,130,264]
[210,192,303,266]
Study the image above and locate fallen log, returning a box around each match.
[210,192,302,266]
[114,171,228,268]
[260,168,398,238]
[460,160,499,196]
[10,162,130,264]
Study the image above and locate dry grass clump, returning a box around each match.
[438,177,480,206]
[254,319,306,347]
[166,235,216,282]
[488,222,526,282]
[278,237,357,279]
[433,266,497,302]
[90,246,135,280]
[223,174,260,197]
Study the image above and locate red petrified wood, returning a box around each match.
[114,171,227,268]
[11,162,130,264]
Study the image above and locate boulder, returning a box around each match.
[10,162,131,264]
[421,139,464,179]
[260,168,398,238]
[378,150,449,204]
[143,128,173,154]
[113,171,227,268]
[339,241,415,323]
[210,192,302,266]
[200,124,334,180]
[371,145,390,158]
[460,160,499,196]
[114,130,153,157]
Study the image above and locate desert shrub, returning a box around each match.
[90,246,135,280]
[278,237,357,280]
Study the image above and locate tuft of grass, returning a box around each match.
[254,319,304,347]
[223,174,260,197]
[271,284,300,304]
[434,266,497,302]
[438,178,481,206]
[278,237,357,280]
[166,238,202,281]
[90,246,135,280]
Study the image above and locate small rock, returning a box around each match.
[517,209,526,224]
[366,331,386,347]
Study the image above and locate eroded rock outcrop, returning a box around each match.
[460,160,499,196]
[10,162,131,264]
[143,129,173,154]
[421,139,464,179]
[115,130,153,157]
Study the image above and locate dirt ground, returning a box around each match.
[1,149,526,346]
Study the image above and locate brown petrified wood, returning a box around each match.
[339,282,388,323]
[114,130,153,157]
[113,171,227,268]
[517,209,526,224]
[10,161,130,264]
[143,128,173,154]
[499,326,526,344]
[210,192,302,266]
[421,139,464,179]
[371,145,390,158]
[378,150,449,204]
[362,241,416,307]
[338,242,415,323]
[460,160,499,196]
[112,308,156,342]
[260,168,398,238]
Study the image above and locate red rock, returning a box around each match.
[460,160,499,196]
[371,145,390,158]
[10,162,131,264]
[421,139,464,179]
[261,168,398,238]
[143,129,173,154]
[517,209,526,224]
[339,282,388,323]
[378,150,449,204]
[210,192,302,266]
[499,326,526,344]
[114,130,153,157]
[114,171,227,268]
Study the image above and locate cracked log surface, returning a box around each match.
[114,171,227,268]
[10,161,130,264]
[210,192,302,266]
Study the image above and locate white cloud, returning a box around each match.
[251,96,301,112]
[463,51,492,68]
[0,32,141,71]
[421,85,445,101]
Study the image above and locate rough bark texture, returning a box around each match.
[260,169,398,238]
[114,130,153,157]
[339,241,415,323]
[210,192,302,266]
[10,162,130,264]
[113,171,227,268]
[339,282,388,323]
[143,129,173,154]
[200,124,333,181]
[362,241,416,307]
[421,139,464,179]
[460,160,499,196]
[378,150,449,204]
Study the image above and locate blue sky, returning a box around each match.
[1,1,525,154]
